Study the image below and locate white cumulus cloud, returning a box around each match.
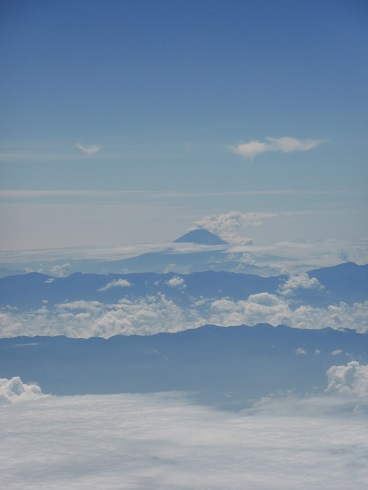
[0,295,202,338]
[0,376,46,405]
[209,296,368,332]
[166,276,185,288]
[326,362,368,397]
[49,263,71,278]
[210,293,291,327]
[98,279,132,292]
[279,273,323,296]
[231,136,324,159]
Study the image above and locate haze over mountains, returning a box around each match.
[0,229,265,276]
[1,228,367,278]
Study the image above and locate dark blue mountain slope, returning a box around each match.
[0,272,51,309]
[308,262,368,303]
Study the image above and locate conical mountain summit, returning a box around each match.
[173,229,227,245]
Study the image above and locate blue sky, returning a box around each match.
[0,0,367,250]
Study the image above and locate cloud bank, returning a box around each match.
[231,136,324,159]
[1,293,368,338]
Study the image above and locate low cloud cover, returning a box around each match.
[1,381,367,490]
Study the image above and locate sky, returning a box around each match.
[0,0,367,251]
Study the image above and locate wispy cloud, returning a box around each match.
[75,143,100,155]
[231,136,324,159]
[193,211,279,242]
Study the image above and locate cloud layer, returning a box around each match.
[1,388,367,489]
[231,136,324,159]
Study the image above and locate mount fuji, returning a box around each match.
[173,229,228,245]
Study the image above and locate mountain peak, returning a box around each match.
[173,229,227,245]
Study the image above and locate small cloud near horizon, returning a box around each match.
[230,136,324,159]
[75,143,100,155]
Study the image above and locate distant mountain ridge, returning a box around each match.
[0,323,366,408]
[0,262,366,312]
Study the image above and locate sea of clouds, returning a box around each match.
[1,363,368,490]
